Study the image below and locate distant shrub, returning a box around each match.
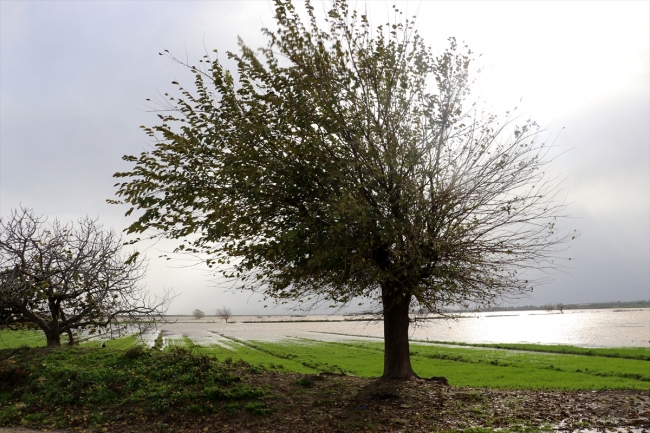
[297,376,314,388]
[244,402,272,415]
[124,345,147,359]
[152,332,163,350]
[216,307,232,323]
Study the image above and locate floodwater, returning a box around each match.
[151,308,650,348]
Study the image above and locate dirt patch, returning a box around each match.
[9,373,645,433]
[0,429,67,433]
[238,374,650,433]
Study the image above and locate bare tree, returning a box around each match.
[216,307,232,323]
[0,207,170,347]
[192,309,205,319]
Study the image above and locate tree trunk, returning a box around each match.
[382,288,415,379]
[44,330,61,347]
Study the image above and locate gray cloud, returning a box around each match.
[2,1,648,314]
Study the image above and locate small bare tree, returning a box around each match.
[0,207,170,347]
[192,309,205,319]
[216,307,232,323]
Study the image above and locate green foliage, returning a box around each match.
[204,384,265,401]
[244,401,272,415]
[112,0,576,379]
[0,340,268,428]
[152,331,164,350]
[113,0,572,316]
[297,376,315,388]
[124,344,148,359]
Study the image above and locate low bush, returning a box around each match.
[0,343,269,430]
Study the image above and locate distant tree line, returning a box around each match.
[471,300,650,313]
[191,307,232,323]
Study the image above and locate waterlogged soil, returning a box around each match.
[0,429,66,433]
[4,372,650,433]
[0,429,67,433]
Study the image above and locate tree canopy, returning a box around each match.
[0,207,169,347]
[113,0,573,378]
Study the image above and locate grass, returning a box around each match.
[412,340,650,361]
[0,329,142,350]
[1,333,649,432]
[192,338,649,390]
[0,342,269,430]
[2,330,648,390]
[0,330,46,349]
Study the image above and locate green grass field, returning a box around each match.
[0,330,46,349]
[2,330,648,390]
[412,339,650,361]
[190,337,650,390]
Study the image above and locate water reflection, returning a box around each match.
[154,308,649,348]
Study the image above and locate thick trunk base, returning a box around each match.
[45,331,61,347]
[382,290,415,379]
[46,337,61,347]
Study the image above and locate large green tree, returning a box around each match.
[113,0,573,378]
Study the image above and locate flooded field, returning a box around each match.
[150,308,650,348]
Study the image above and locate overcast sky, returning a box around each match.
[1,1,648,315]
